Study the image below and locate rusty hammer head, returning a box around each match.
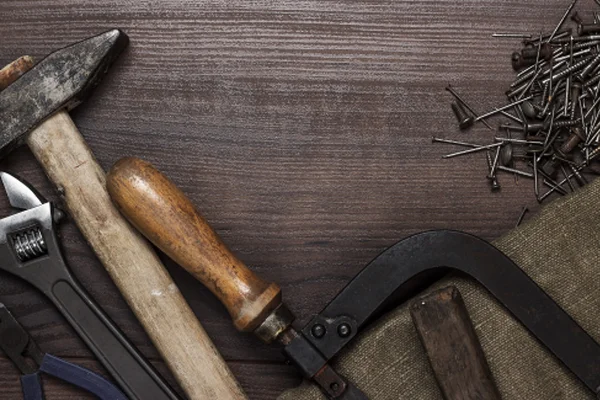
[0,30,128,157]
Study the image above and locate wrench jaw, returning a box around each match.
[0,171,65,223]
[0,172,45,210]
[0,173,71,295]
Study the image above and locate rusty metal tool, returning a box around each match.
[0,34,246,399]
[411,286,501,400]
[304,230,600,397]
[0,171,178,399]
[0,302,127,400]
[106,157,600,398]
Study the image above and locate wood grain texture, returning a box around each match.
[411,286,501,400]
[0,357,297,400]
[26,111,245,399]
[0,0,595,398]
[107,157,282,334]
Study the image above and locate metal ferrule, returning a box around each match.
[254,303,295,344]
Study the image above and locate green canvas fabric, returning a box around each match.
[278,179,600,400]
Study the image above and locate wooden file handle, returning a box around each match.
[0,57,246,400]
[27,116,246,400]
[107,157,282,332]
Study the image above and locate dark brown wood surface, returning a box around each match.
[0,0,593,398]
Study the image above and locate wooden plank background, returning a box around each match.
[0,0,594,398]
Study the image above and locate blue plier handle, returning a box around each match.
[20,354,127,400]
[0,303,127,400]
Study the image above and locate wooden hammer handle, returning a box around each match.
[0,56,34,90]
[106,157,282,332]
[25,115,246,400]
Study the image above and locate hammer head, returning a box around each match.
[0,29,128,157]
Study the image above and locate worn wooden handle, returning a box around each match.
[107,157,282,332]
[0,57,245,399]
[0,55,34,90]
[410,286,501,400]
[23,115,245,399]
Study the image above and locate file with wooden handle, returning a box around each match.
[0,48,245,400]
[107,157,286,336]
[106,157,366,400]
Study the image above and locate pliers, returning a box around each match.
[0,302,126,400]
[0,172,180,399]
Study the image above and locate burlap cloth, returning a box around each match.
[278,179,600,400]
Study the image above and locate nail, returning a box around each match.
[500,144,514,167]
[493,33,533,39]
[445,85,494,130]
[560,127,585,154]
[533,154,539,199]
[474,96,534,122]
[451,101,474,130]
[496,165,534,177]
[548,0,578,42]
[442,143,503,159]
[494,137,545,146]
[579,53,600,80]
[538,173,573,201]
[432,137,480,147]
[516,206,529,227]
[486,150,501,192]
[560,164,576,192]
[542,55,594,85]
[578,23,600,36]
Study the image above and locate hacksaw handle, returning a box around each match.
[107,157,282,332]
[410,286,501,400]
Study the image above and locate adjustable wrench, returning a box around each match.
[0,172,180,399]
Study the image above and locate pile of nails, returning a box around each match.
[435,0,600,204]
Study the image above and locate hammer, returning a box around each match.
[0,33,245,399]
[107,157,369,399]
